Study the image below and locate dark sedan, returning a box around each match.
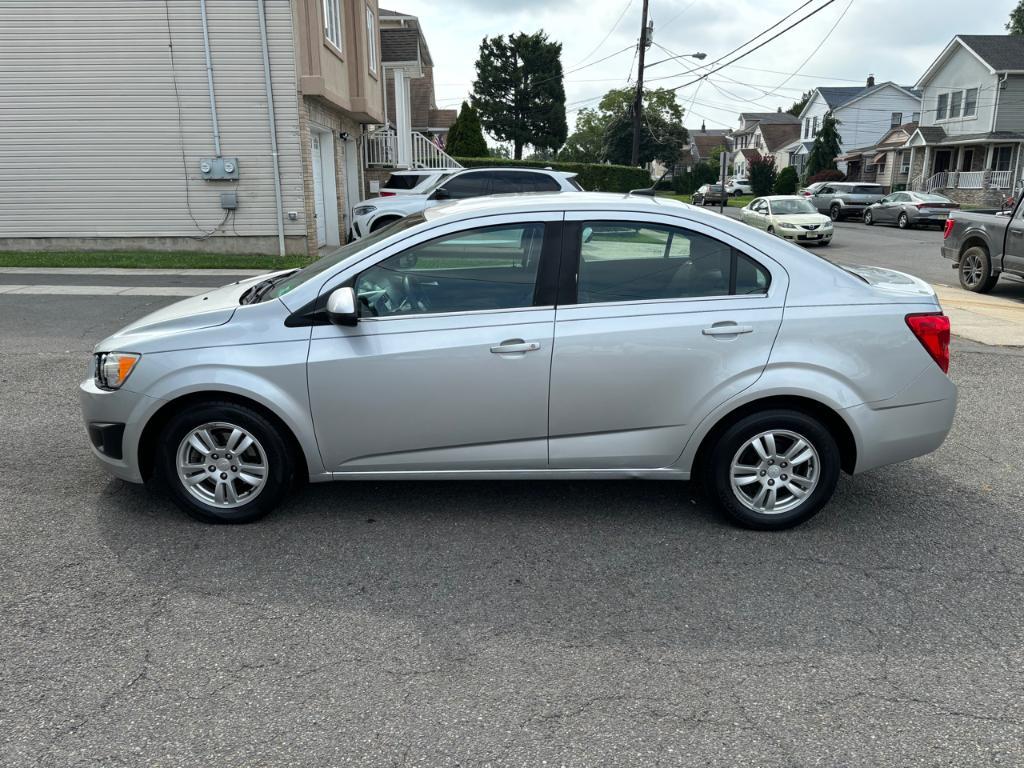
[692,184,729,206]
[864,191,960,229]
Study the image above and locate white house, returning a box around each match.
[796,77,921,165]
[904,34,1024,204]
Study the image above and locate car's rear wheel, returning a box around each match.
[157,402,295,523]
[898,212,911,229]
[830,205,842,222]
[704,409,840,530]
[864,210,874,225]
[958,246,1000,293]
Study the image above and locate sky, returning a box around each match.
[387,0,1018,142]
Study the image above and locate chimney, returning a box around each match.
[701,120,706,133]
[867,74,875,87]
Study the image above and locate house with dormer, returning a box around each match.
[793,76,921,171]
[905,35,1024,204]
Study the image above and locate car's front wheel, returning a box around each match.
[157,401,295,523]
[704,409,841,530]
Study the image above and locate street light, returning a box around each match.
[644,51,707,69]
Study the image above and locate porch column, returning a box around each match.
[921,147,932,184]
[985,144,994,169]
[394,69,413,168]
[908,146,916,189]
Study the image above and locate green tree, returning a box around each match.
[804,112,843,180]
[774,165,799,194]
[445,101,489,157]
[561,87,687,165]
[748,155,777,195]
[786,90,812,117]
[1008,0,1024,34]
[471,31,567,159]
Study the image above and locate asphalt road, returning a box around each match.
[3,238,1024,766]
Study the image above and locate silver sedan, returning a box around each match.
[80,193,956,530]
[864,191,960,229]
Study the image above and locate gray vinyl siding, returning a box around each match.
[995,75,1024,133]
[920,46,995,135]
[0,0,306,240]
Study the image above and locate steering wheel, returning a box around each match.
[402,274,430,313]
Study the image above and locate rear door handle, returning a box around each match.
[702,324,754,337]
[490,339,541,354]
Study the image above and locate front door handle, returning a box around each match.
[1011,229,1023,236]
[702,323,754,337]
[490,339,541,354]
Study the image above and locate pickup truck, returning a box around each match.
[941,201,1024,292]
[810,182,885,221]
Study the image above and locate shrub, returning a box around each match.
[774,166,799,194]
[806,169,845,185]
[748,155,777,196]
[453,156,650,192]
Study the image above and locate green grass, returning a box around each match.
[658,192,755,207]
[0,250,308,270]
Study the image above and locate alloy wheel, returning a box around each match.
[729,429,819,515]
[176,422,268,508]
[960,252,984,288]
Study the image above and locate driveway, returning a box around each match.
[2,267,1024,766]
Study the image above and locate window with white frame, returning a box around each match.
[812,116,819,136]
[365,5,377,74]
[890,112,902,129]
[964,88,978,117]
[949,91,963,119]
[323,0,342,50]
[804,118,810,139]
[936,93,948,120]
[898,150,910,173]
[912,111,920,123]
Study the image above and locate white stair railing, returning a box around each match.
[410,132,462,169]
[363,128,462,170]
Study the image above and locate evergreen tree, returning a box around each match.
[786,90,812,117]
[1008,0,1024,34]
[804,112,843,179]
[748,155,777,196]
[445,102,488,157]
[774,166,799,194]
[471,31,567,159]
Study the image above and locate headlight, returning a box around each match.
[822,220,833,228]
[778,221,799,229]
[353,205,376,216]
[94,352,140,390]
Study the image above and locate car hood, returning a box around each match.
[842,265,936,299]
[356,193,430,211]
[774,213,830,225]
[92,271,284,353]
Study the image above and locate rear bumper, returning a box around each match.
[941,244,959,263]
[847,392,957,474]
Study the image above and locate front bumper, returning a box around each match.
[778,228,832,243]
[78,379,158,484]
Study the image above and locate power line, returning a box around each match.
[669,0,841,92]
[570,0,633,68]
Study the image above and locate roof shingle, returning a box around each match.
[958,35,1024,72]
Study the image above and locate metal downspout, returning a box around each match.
[199,0,222,156]
[256,0,287,258]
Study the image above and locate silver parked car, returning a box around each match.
[810,182,885,221]
[80,193,956,530]
[864,191,960,229]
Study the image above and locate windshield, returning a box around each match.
[770,199,816,215]
[265,214,426,300]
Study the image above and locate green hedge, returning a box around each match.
[453,157,651,193]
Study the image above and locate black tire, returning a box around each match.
[863,210,874,225]
[767,226,775,236]
[830,205,842,222]
[732,190,741,197]
[958,246,1000,293]
[897,212,911,229]
[157,401,295,524]
[370,216,400,232]
[703,409,841,531]
[818,239,831,246]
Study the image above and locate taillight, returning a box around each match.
[906,313,950,373]
[943,218,954,239]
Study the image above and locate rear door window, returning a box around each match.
[441,172,493,199]
[575,222,770,304]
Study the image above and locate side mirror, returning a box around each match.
[431,187,450,201]
[326,286,358,327]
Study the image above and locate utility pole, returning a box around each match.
[630,0,650,167]
[719,150,727,215]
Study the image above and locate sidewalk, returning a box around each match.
[935,285,1024,346]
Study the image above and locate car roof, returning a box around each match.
[423,191,695,223]
[760,195,809,201]
[453,166,577,179]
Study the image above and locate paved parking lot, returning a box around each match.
[3,227,1024,766]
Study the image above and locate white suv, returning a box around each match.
[351,167,581,238]
[726,178,753,196]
